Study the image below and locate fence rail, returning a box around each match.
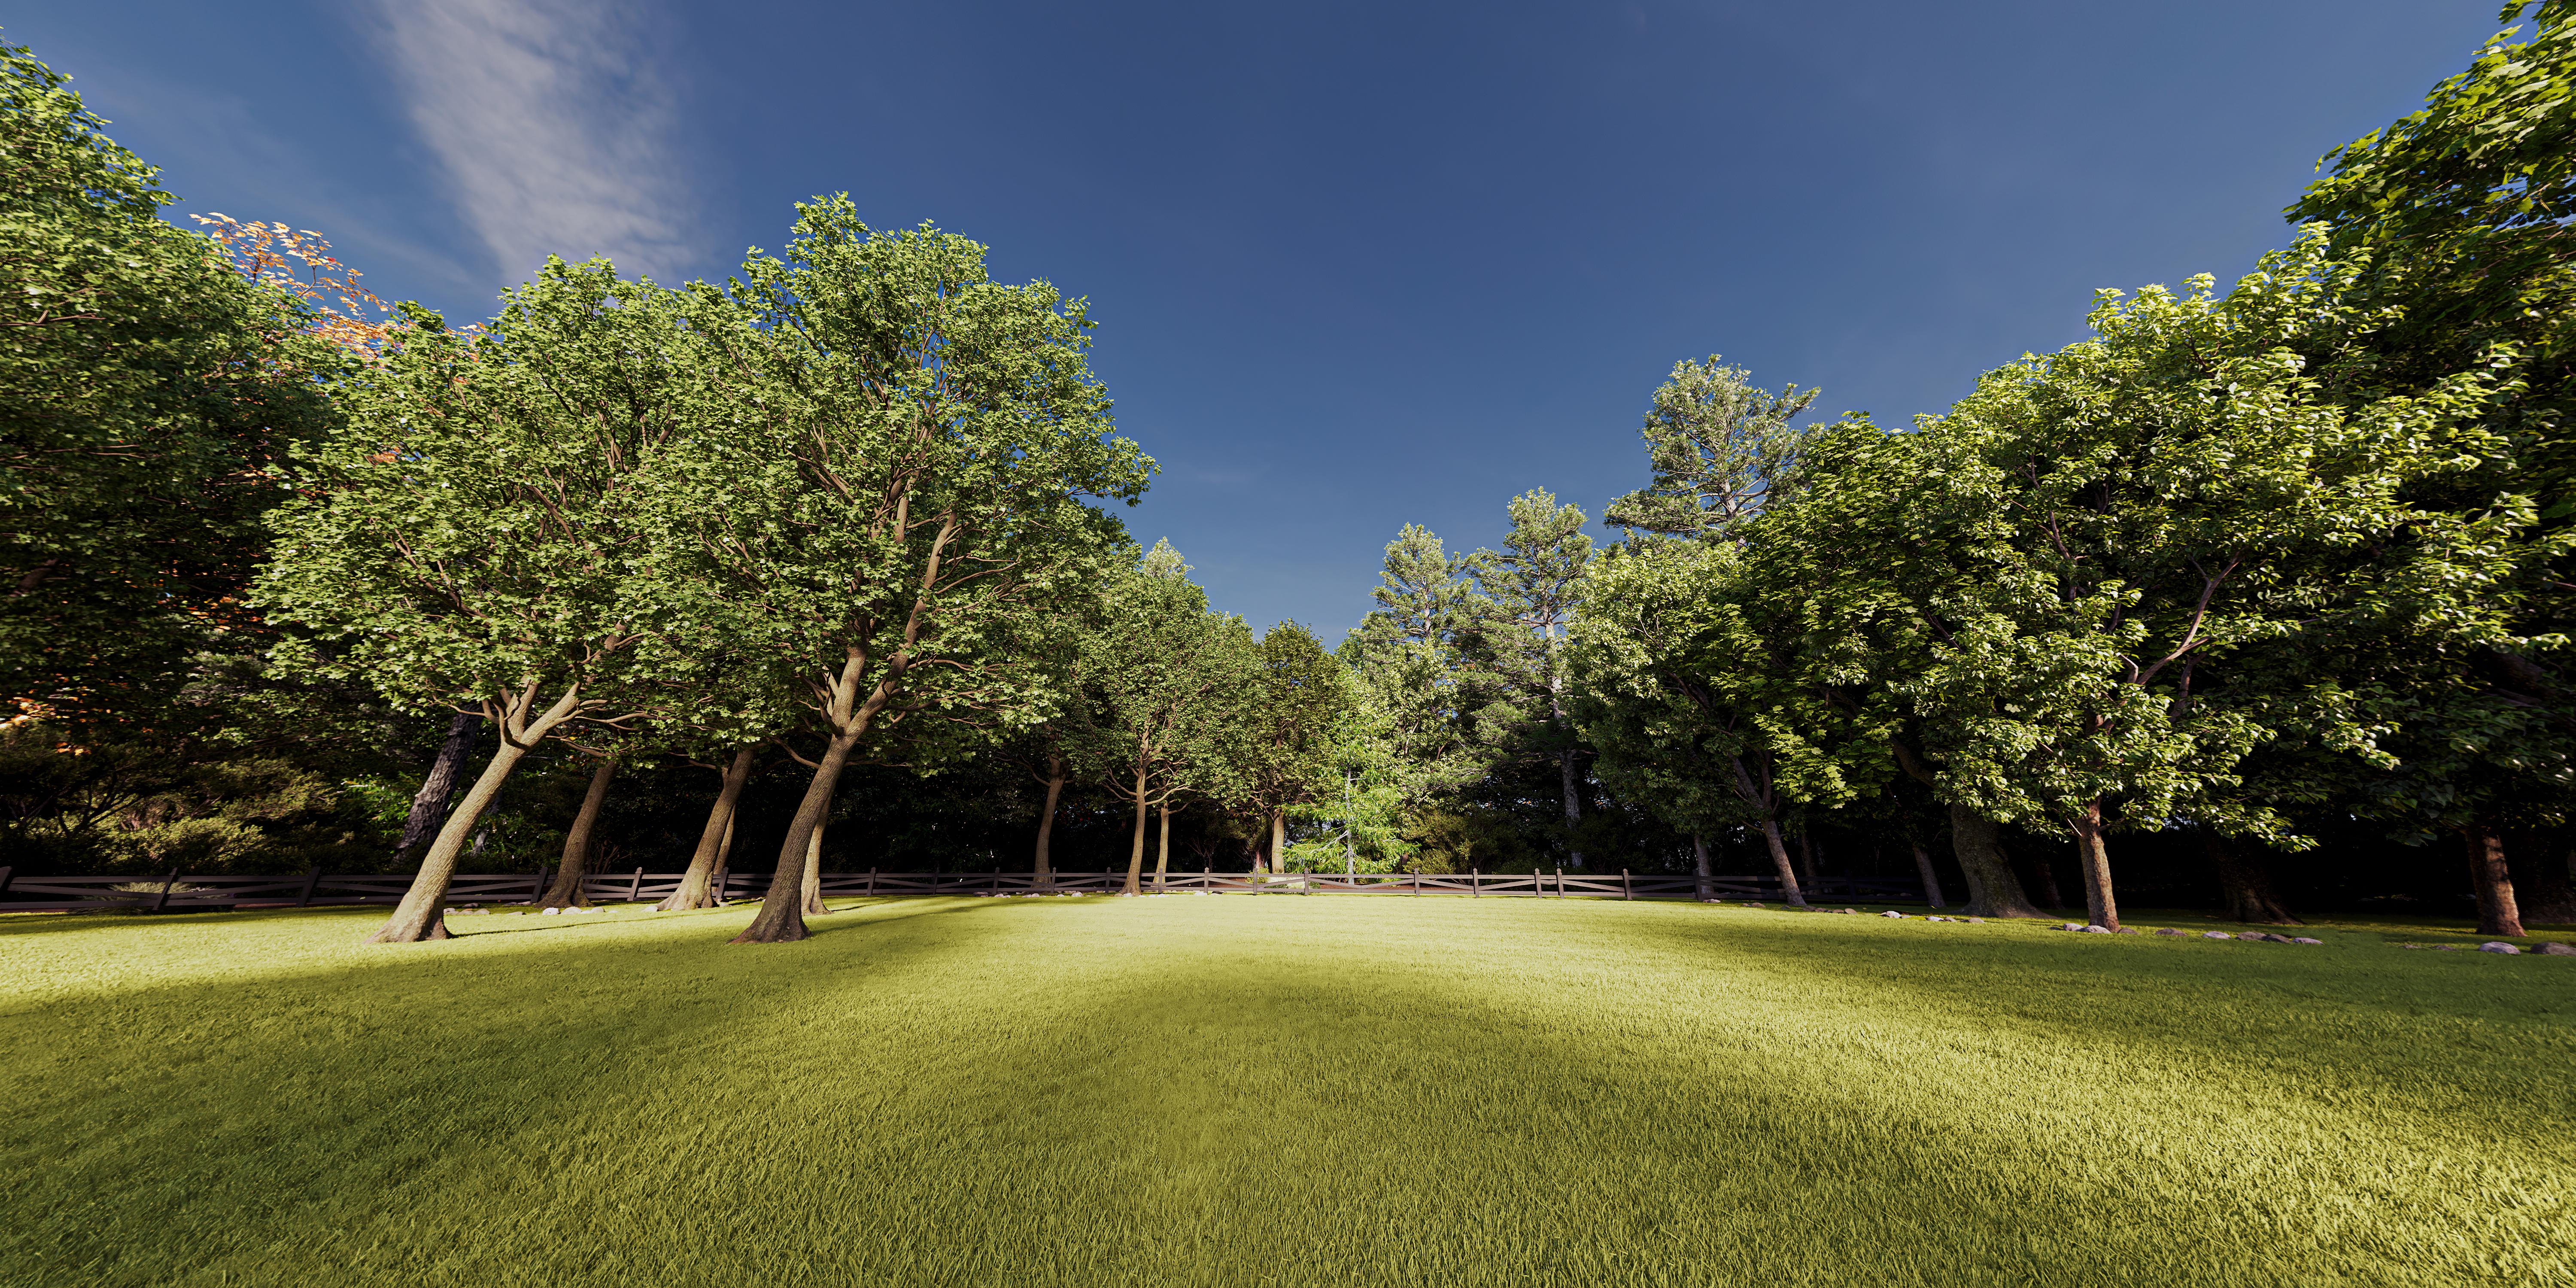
[0,863,1928,914]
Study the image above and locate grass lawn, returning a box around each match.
[3,894,2570,1287]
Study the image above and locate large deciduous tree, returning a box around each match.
[258,259,720,943]
[664,200,1149,943]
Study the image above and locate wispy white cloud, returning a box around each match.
[368,0,701,286]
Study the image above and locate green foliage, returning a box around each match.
[1603,355,1819,540]
[0,41,341,726]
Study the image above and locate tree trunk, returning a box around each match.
[1759,819,1805,906]
[366,685,585,945]
[1154,803,1171,887]
[2069,798,2120,930]
[537,756,618,908]
[1559,748,1585,869]
[1033,767,1065,884]
[2029,848,2066,909]
[2203,829,2298,925]
[1692,833,1712,901]
[393,714,480,864]
[1122,771,1149,894]
[1911,841,1945,908]
[1796,830,1820,888]
[1950,804,2042,919]
[2463,820,2525,938]
[800,823,827,914]
[1270,806,1287,878]
[711,815,734,905]
[659,747,754,911]
[2506,838,2576,925]
[732,730,861,944]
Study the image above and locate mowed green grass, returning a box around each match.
[3,895,2570,1287]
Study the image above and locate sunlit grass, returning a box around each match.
[3,894,2570,1286]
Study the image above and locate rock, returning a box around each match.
[2261,933,2295,944]
[1880,910,1905,918]
[2060,922,2086,931]
[2155,927,2184,936]
[2117,927,2140,934]
[1744,901,1764,909]
[1965,917,1984,923]
[2479,942,2521,955]
[1842,908,1861,915]
[2081,925,2111,934]
[2292,937,2322,945]
[2540,942,2576,956]
[2237,931,2267,942]
[2203,931,2233,940]
[2436,945,2464,951]
[540,907,562,917]
[1926,915,1949,922]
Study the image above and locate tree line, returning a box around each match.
[5,6,2572,942]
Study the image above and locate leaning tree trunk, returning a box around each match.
[658,747,755,911]
[710,816,735,905]
[1122,771,1150,895]
[2069,799,2120,931]
[799,823,826,915]
[1758,820,1806,906]
[1033,768,1066,885]
[537,756,618,908]
[1692,833,1713,901]
[1911,841,1946,908]
[2203,829,2298,924]
[1950,804,2043,919]
[393,714,480,864]
[2463,820,2526,938]
[1559,748,1586,869]
[366,686,585,945]
[732,730,862,945]
[1796,831,1821,889]
[1154,804,1171,888]
[1269,806,1287,879]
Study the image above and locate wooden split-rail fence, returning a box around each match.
[0,863,1926,915]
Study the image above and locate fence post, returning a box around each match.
[991,868,1002,894]
[1471,867,1480,898]
[1411,867,1420,896]
[0,866,12,896]
[530,868,548,902]
[150,867,180,913]
[1622,869,1633,901]
[296,864,322,908]
[627,868,644,901]
[1554,867,1564,898]
[867,868,878,897]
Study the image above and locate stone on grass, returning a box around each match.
[2436,945,2464,951]
[2081,925,2111,934]
[2203,931,2233,940]
[2479,942,2521,955]
[2292,937,2322,945]
[2540,942,2576,957]
[2155,927,2184,936]
[2117,927,2140,934]
[2261,933,2295,944]
[1880,911,1905,919]
[2237,931,2268,942]
[1965,917,1984,923]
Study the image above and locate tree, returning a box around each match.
[1342,526,1489,821]
[663,200,1149,943]
[2,43,340,729]
[1460,490,1596,865]
[1241,621,1353,876]
[2281,0,2576,936]
[257,259,723,943]
[1785,240,2504,931]
[1604,355,1818,540]
[1090,547,1261,894]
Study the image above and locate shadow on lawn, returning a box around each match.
[9,896,2573,1288]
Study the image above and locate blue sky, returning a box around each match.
[17,1,2509,638]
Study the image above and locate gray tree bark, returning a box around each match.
[1759,820,1805,906]
[2069,798,2120,930]
[2464,821,2526,938]
[2203,829,2298,924]
[393,714,481,864]
[537,756,618,908]
[1033,764,1066,884]
[1692,833,1713,901]
[659,747,755,911]
[1911,841,1946,908]
[1950,804,2043,919]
